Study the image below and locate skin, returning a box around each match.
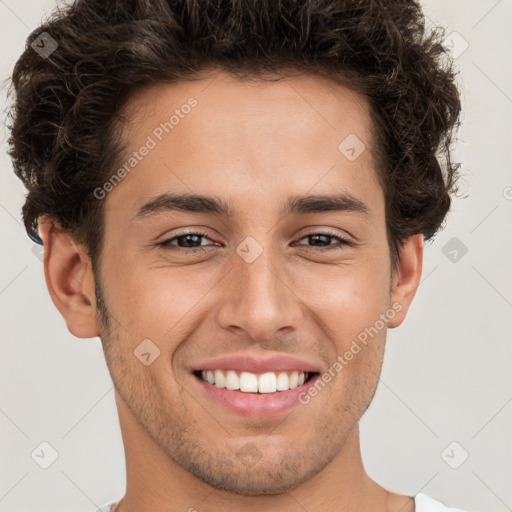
[39,69,423,512]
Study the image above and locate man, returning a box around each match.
[7,0,467,510]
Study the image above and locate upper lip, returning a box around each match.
[190,352,322,374]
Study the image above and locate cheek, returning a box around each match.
[107,263,223,344]
[294,262,390,334]
[292,261,390,397]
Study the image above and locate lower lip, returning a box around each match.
[192,373,320,418]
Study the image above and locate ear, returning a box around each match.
[388,234,423,328]
[38,218,100,338]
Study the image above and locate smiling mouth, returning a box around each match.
[193,369,319,394]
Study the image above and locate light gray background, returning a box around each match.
[0,1,511,511]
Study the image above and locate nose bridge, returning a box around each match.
[216,237,301,341]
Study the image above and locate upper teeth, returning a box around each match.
[200,370,307,393]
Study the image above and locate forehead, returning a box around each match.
[107,69,382,217]
[122,68,375,151]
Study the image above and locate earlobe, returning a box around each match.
[38,219,100,338]
[388,234,423,328]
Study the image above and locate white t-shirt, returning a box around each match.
[97,493,468,511]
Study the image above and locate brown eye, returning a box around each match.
[164,234,208,248]
[296,232,350,251]
[157,231,216,253]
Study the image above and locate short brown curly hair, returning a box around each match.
[7,0,462,270]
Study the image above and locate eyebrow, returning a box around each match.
[133,192,369,220]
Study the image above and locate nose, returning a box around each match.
[215,244,303,342]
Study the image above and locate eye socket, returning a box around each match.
[156,230,351,253]
[294,232,351,252]
[157,230,214,253]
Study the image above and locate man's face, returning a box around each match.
[97,70,397,494]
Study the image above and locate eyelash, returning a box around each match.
[157,230,351,253]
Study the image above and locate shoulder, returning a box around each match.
[415,493,469,512]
